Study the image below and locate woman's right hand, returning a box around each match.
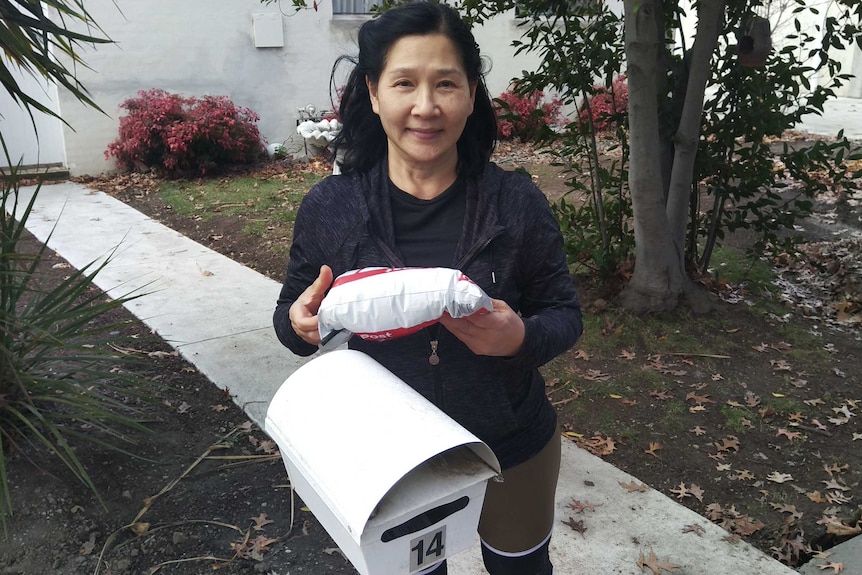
[288,265,333,345]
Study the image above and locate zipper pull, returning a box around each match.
[428,340,440,365]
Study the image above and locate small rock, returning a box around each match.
[121,490,132,500]
[113,558,131,573]
[172,531,187,545]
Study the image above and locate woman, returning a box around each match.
[273,2,582,573]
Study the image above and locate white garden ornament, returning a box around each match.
[297,117,341,149]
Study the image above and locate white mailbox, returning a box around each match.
[265,350,501,575]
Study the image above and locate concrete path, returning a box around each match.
[10,181,816,574]
[796,96,862,140]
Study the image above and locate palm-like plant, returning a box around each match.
[2,1,155,532]
[1,0,111,122]
[1,144,155,531]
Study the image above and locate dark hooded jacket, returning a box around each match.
[273,160,582,469]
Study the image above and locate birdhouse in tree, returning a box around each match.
[737,16,772,68]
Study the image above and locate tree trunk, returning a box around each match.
[666,0,726,257]
[618,0,697,312]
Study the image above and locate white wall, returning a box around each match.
[50,1,861,175]
[54,1,544,176]
[678,1,861,98]
[0,55,66,169]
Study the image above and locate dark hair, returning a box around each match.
[330,1,496,177]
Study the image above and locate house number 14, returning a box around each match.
[409,526,446,572]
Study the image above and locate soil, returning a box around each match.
[2,140,860,575]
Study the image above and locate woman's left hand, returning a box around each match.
[439,298,525,357]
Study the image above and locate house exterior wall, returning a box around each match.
[678,2,862,98]
[54,1,543,176]
[49,1,861,176]
[0,55,66,169]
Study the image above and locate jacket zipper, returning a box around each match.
[456,227,505,276]
[427,229,505,408]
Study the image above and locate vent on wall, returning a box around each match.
[253,13,284,48]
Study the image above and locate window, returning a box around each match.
[332,0,381,15]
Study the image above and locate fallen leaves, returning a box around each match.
[251,513,273,531]
[576,434,617,456]
[619,480,648,493]
[567,498,601,513]
[669,482,704,502]
[644,442,662,457]
[714,436,740,453]
[636,549,680,575]
[562,516,587,537]
[705,503,765,536]
[766,472,794,484]
[776,428,803,441]
[825,521,862,537]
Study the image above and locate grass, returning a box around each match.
[709,245,777,295]
[159,172,317,225]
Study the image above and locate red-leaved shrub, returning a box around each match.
[494,88,563,142]
[105,89,264,175]
[580,76,628,132]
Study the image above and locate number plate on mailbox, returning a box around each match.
[409,526,446,572]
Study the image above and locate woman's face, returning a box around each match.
[367,34,477,175]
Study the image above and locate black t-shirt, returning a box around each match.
[389,177,466,268]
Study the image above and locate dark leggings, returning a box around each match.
[418,536,553,575]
